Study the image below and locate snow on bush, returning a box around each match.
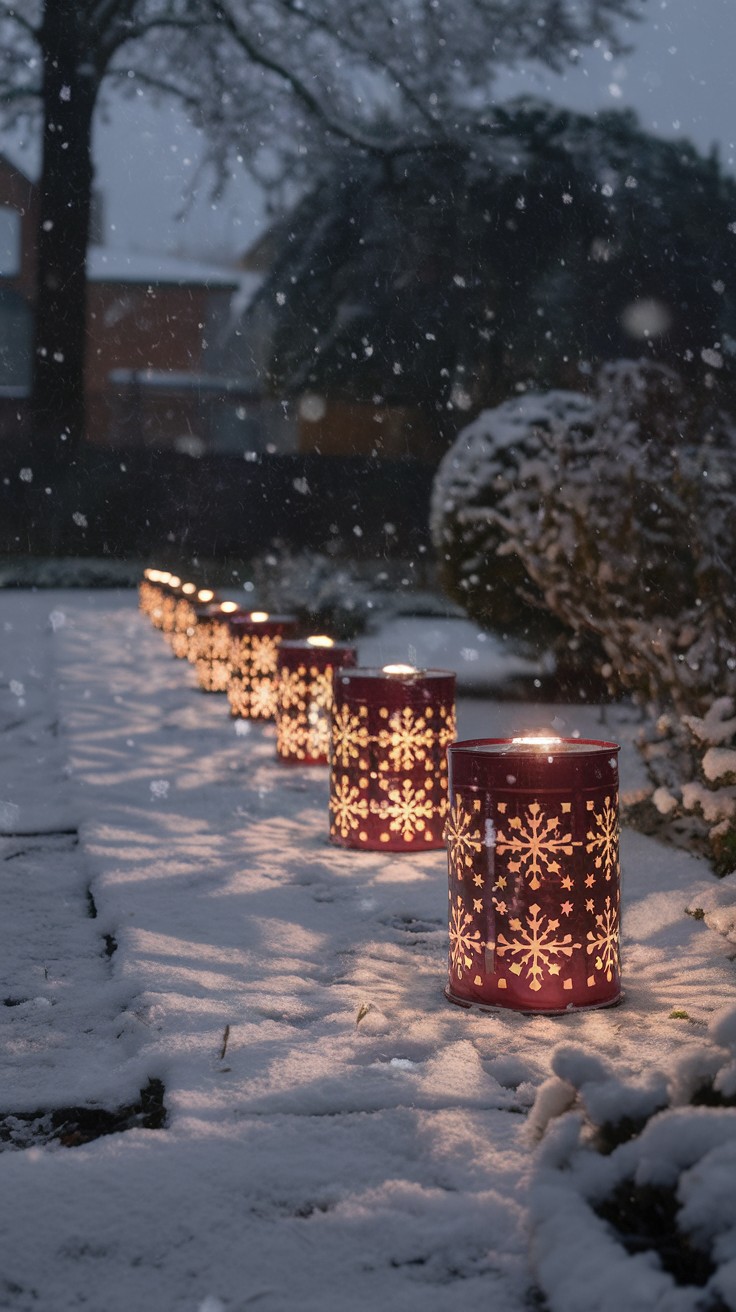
[433,360,736,872]
[529,1007,736,1312]
[430,389,596,652]
[495,361,736,715]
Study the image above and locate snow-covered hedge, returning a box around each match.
[430,388,596,649]
[433,361,736,871]
[528,1007,736,1312]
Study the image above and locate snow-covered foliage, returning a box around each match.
[434,361,736,871]
[430,388,596,646]
[529,1007,736,1312]
[1,589,734,1309]
[497,362,736,709]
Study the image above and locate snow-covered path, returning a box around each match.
[0,591,733,1312]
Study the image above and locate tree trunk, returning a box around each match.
[31,0,97,470]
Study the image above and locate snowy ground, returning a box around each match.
[0,590,734,1312]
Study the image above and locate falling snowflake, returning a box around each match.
[445,793,483,881]
[495,904,581,992]
[330,776,369,838]
[585,795,618,880]
[586,894,620,982]
[496,802,579,890]
[448,892,483,979]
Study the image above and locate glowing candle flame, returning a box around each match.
[168,575,181,588]
[511,736,563,746]
[382,663,417,675]
[197,589,215,603]
[307,635,334,647]
[157,571,172,583]
[181,582,196,595]
[250,611,270,622]
[220,601,239,614]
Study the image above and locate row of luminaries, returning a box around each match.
[139,569,622,1016]
[138,570,456,853]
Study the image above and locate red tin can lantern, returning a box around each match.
[169,586,215,659]
[276,636,358,765]
[329,665,456,851]
[150,572,177,630]
[138,568,170,617]
[192,601,242,691]
[159,576,185,637]
[165,581,196,653]
[226,612,299,720]
[445,736,621,1014]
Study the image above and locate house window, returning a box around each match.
[0,205,21,277]
[0,286,32,390]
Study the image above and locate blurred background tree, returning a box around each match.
[249,103,736,444]
[0,0,641,464]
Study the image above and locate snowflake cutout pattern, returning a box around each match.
[331,705,369,767]
[444,793,483,882]
[330,776,369,838]
[375,778,435,842]
[229,634,252,678]
[377,706,434,771]
[277,715,311,760]
[448,892,483,979]
[309,668,334,711]
[251,634,279,676]
[495,903,582,992]
[229,669,256,715]
[250,678,278,719]
[586,894,620,982]
[278,667,307,711]
[496,802,579,891]
[437,705,457,750]
[305,702,330,759]
[586,795,619,881]
[198,656,230,693]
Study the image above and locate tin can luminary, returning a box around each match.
[162,580,197,645]
[226,612,298,720]
[138,568,170,617]
[329,665,456,851]
[169,586,215,659]
[192,601,242,691]
[276,636,358,765]
[445,736,621,1014]
[148,572,176,629]
[159,577,184,637]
